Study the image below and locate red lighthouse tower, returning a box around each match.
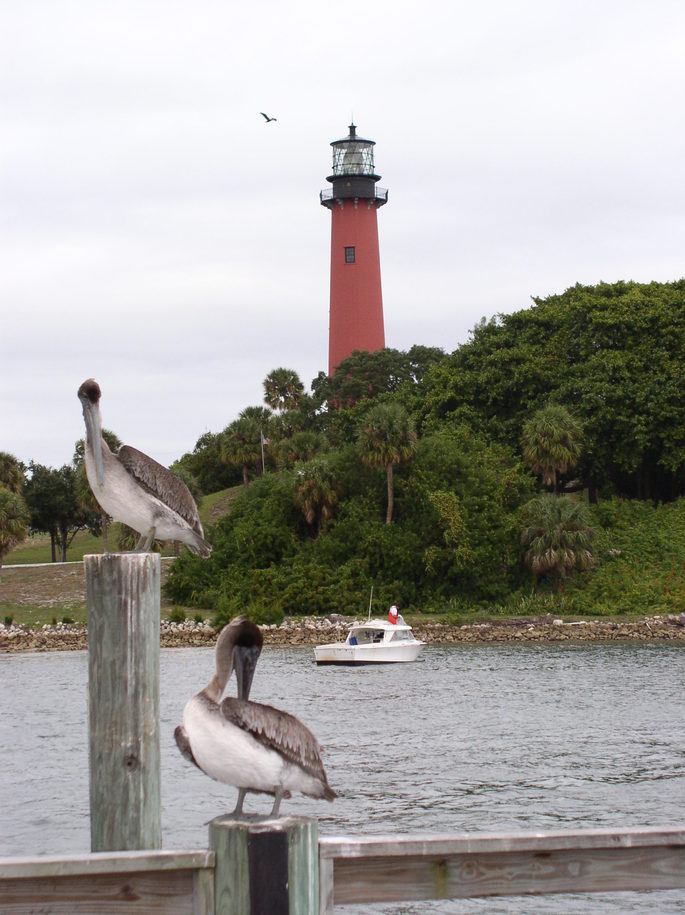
[320,124,388,375]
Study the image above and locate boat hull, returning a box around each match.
[313,641,424,665]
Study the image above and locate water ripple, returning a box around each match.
[1,642,684,912]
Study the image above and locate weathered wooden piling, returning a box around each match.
[209,816,318,915]
[85,553,161,852]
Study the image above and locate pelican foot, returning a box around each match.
[268,786,284,819]
[135,527,156,552]
[231,787,247,818]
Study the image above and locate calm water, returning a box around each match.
[1,642,685,912]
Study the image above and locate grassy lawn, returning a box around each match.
[8,531,109,565]
[0,560,217,628]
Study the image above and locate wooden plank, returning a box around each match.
[86,553,161,852]
[0,868,211,914]
[210,816,318,914]
[320,825,685,858]
[0,850,214,879]
[319,854,335,915]
[193,865,216,915]
[288,816,319,915]
[320,827,685,905]
[209,816,250,915]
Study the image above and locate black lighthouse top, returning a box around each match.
[320,124,388,209]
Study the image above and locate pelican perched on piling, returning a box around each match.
[174,616,336,818]
[78,379,211,556]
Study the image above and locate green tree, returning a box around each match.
[263,368,304,412]
[240,405,273,426]
[312,346,446,412]
[520,494,595,585]
[521,405,583,494]
[23,463,99,562]
[277,431,326,470]
[422,280,685,501]
[292,457,339,533]
[0,487,30,571]
[175,431,240,494]
[222,417,262,487]
[357,402,418,523]
[0,452,25,494]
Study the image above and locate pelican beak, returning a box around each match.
[233,644,260,701]
[81,399,105,490]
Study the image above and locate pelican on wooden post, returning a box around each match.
[78,378,211,556]
[175,616,336,818]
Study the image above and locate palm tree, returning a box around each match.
[278,431,325,470]
[222,417,262,487]
[521,404,583,494]
[357,402,418,524]
[292,457,338,533]
[520,494,595,585]
[0,452,25,494]
[0,487,30,571]
[263,368,304,412]
[240,405,273,426]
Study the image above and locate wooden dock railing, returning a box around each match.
[319,825,685,912]
[0,849,215,914]
[1,823,685,913]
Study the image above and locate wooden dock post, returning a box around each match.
[86,553,161,852]
[209,816,319,915]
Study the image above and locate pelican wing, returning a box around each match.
[118,445,203,534]
[174,724,201,770]
[221,697,331,785]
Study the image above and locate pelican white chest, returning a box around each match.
[183,693,284,792]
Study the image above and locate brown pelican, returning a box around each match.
[174,616,336,818]
[78,379,211,556]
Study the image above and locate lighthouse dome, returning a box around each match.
[331,124,377,178]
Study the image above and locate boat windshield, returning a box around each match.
[390,629,414,642]
[349,628,385,644]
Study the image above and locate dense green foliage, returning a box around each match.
[520,495,595,582]
[521,405,583,493]
[421,281,685,501]
[174,431,242,494]
[165,427,537,622]
[540,497,685,617]
[0,452,25,494]
[165,279,684,622]
[0,486,30,570]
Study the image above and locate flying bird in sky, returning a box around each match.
[78,379,211,556]
[260,111,277,123]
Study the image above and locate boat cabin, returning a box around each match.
[347,622,416,646]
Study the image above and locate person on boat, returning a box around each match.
[389,603,407,626]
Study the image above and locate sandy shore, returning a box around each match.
[1,613,684,652]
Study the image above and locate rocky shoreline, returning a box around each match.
[1,613,684,653]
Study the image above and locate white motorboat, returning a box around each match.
[314,616,425,665]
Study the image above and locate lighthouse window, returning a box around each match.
[344,246,356,263]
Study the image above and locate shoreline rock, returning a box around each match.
[1,613,684,653]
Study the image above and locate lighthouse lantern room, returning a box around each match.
[320,124,388,375]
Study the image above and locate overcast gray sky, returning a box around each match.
[2,0,684,471]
